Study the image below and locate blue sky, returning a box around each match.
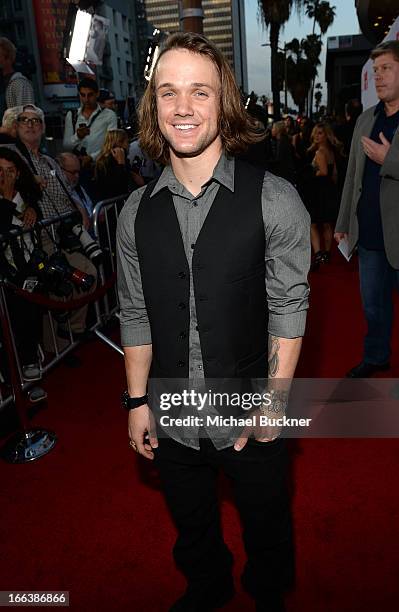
[244,0,359,102]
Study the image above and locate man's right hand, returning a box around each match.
[77,126,90,140]
[128,404,158,460]
[334,232,348,244]
[34,175,47,190]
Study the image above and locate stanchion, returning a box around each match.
[0,281,56,463]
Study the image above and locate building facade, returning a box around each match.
[143,0,248,91]
[325,34,372,115]
[0,0,148,120]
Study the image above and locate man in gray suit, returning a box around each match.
[335,41,399,377]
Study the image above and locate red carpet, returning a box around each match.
[1,246,399,611]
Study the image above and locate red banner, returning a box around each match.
[32,0,73,85]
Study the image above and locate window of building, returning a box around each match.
[126,61,132,77]
[115,33,119,51]
[122,15,127,31]
[120,81,124,96]
[112,9,116,26]
[117,57,121,73]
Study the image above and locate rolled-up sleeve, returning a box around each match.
[116,188,152,346]
[262,174,311,338]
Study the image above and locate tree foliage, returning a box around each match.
[257,1,306,118]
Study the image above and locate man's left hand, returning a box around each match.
[22,206,37,227]
[361,133,390,165]
[234,408,282,451]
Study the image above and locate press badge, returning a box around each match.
[23,278,39,293]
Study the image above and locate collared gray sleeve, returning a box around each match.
[262,172,311,338]
[116,187,152,347]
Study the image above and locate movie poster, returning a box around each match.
[32,0,71,84]
[85,15,110,66]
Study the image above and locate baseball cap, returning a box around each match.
[98,88,115,103]
[17,104,45,123]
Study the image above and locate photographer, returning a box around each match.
[11,104,99,341]
[0,147,43,380]
[63,78,117,162]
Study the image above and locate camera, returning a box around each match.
[131,155,143,173]
[73,146,88,158]
[29,248,95,298]
[58,211,103,265]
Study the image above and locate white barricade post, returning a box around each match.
[92,195,128,355]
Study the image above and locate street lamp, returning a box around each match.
[261,43,288,115]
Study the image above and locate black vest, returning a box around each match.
[135,159,268,378]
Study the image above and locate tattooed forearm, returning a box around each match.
[268,335,280,377]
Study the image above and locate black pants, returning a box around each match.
[154,435,294,602]
[6,291,43,365]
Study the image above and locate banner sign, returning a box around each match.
[32,0,77,98]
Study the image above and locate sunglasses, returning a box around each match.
[17,116,43,125]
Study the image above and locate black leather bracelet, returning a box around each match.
[121,390,148,411]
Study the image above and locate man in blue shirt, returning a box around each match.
[335,41,399,377]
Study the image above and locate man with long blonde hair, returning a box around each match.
[117,33,310,611]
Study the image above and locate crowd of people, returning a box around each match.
[0,37,161,401]
[242,100,363,269]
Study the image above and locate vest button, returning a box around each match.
[178,302,186,310]
[177,360,185,367]
[178,332,187,340]
[191,243,195,249]
[178,271,186,279]
[192,200,198,207]
[195,325,199,331]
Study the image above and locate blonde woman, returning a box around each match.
[94,129,143,199]
[306,122,343,269]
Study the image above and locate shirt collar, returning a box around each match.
[374,100,385,116]
[79,103,102,115]
[151,151,235,198]
[373,100,399,119]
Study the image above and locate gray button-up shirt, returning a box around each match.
[117,153,310,448]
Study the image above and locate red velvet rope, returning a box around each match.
[4,273,116,310]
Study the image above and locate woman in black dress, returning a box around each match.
[305,123,344,269]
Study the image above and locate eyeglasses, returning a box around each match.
[17,116,43,125]
[61,167,80,176]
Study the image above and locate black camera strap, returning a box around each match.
[43,157,81,212]
[18,148,69,223]
[71,106,103,133]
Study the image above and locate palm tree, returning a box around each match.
[305,0,336,34]
[305,1,336,115]
[314,82,323,115]
[258,0,305,119]
[285,37,319,114]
